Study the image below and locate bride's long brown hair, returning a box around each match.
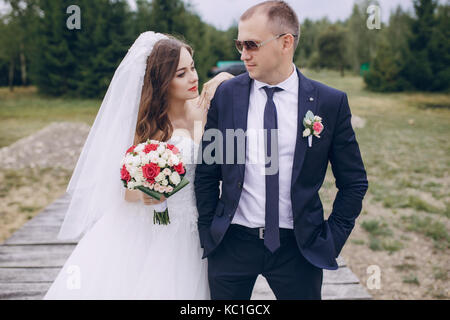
[134,35,194,145]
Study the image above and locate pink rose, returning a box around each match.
[142,163,160,184]
[126,145,136,155]
[313,121,323,134]
[143,143,158,154]
[120,164,131,182]
[167,144,179,154]
[174,162,185,175]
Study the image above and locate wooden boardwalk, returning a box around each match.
[0,192,371,300]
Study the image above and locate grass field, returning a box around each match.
[0,69,449,299]
[0,86,100,148]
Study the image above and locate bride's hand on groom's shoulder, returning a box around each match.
[140,192,166,206]
[197,72,234,110]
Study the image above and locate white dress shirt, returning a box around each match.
[232,63,299,229]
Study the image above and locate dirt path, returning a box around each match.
[0,122,90,243]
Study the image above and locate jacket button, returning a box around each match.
[237,182,242,189]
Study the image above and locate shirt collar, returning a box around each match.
[254,63,298,93]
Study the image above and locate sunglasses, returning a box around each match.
[234,33,298,54]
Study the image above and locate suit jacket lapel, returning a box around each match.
[232,73,252,180]
[291,68,318,189]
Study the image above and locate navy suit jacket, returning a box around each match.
[194,68,368,270]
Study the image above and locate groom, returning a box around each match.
[194,1,368,300]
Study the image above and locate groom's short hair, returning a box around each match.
[240,0,300,50]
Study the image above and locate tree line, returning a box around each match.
[0,0,448,97]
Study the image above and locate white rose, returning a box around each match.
[314,115,322,121]
[124,154,133,165]
[140,153,151,165]
[133,170,145,183]
[150,155,159,164]
[148,151,158,158]
[127,181,136,190]
[134,156,143,166]
[169,172,181,185]
[302,128,311,137]
[157,158,167,168]
[305,119,312,126]
[125,154,141,167]
[169,155,179,166]
[127,165,138,176]
[155,172,165,182]
[156,145,165,155]
[163,168,172,176]
[134,144,145,152]
[161,179,168,186]
[166,186,173,193]
[161,150,170,160]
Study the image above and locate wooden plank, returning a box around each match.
[4,225,78,245]
[1,282,371,301]
[0,266,357,286]
[24,209,67,226]
[323,267,360,284]
[251,270,369,300]
[322,283,372,300]
[0,267,61,283]
[336,256,346,267]
[0,283,51,300]
[0,245,75,267]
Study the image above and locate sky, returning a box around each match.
[130,0,417,30]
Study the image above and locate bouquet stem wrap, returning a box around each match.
[136,177,189,225]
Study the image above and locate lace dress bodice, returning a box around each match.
[162,135,200,232]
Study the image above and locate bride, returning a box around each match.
[43,32,233,299]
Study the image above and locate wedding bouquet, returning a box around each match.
[120,139,189,225]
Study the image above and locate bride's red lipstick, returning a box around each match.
[188,86,197,92]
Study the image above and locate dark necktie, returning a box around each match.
[262,86,283,253]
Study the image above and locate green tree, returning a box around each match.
[364,39,409,91]
[74,0,133,98]
[346,0,381,73]
[295,17,331,68]
[364,5,412,91]
[315,25,349,76]
[401,0,437,91]
[428,4,450,91]
[32,0,77,96]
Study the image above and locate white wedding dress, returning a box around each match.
[44,135,210,299]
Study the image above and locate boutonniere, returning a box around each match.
[302,110,324,147]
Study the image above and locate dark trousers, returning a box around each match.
[207,224,323,300]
